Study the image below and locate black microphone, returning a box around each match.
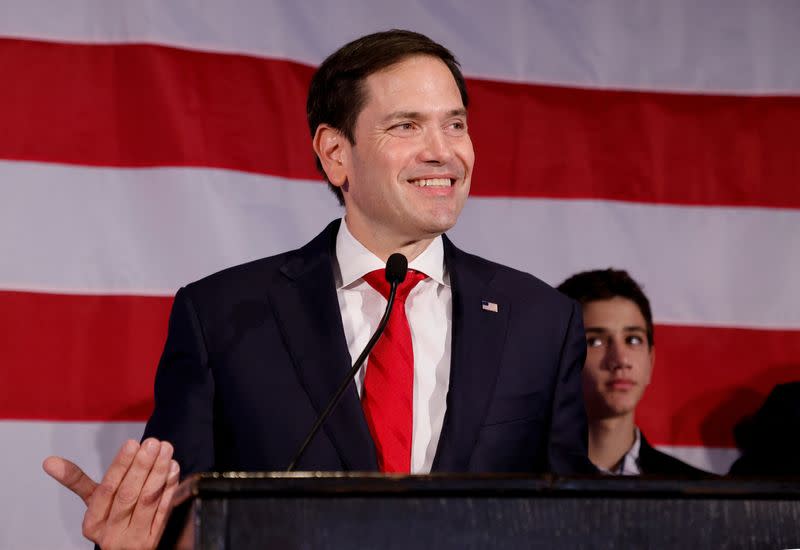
[384,252,408,286]
[286,253,408,471]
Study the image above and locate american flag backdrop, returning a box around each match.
[1,1,799,548]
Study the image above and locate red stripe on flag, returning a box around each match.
[1,38,799,208]
[470,79,800,208]
[0,38,317,179]
[0,291,170,421]
[638,324,800,447]
[3,291,799,448]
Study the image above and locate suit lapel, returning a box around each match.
[433,237,511,471]
[268,220,378,471]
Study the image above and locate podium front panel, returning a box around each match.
[183,473,800,549]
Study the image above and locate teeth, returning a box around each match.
[412,178,451,187]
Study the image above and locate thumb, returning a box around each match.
[43,456,98,505]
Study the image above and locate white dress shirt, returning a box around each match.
[333,218,452,473]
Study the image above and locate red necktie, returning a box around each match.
[361,268,427,473]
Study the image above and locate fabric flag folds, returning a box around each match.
[1,2,798,548]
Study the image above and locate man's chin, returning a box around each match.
[389,210,462,246]
[590,403,637,421]
[422,209,463,234]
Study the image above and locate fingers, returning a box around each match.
[48,438,181,549]
[149,460,181,544]
[128,442,176,537]
[42,456,98,504]
[82,439,141,533]
[108,438,170,529]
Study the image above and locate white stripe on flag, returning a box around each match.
[2,161,798,330]
[0,0,798,94]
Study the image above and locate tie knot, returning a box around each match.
[363,268,427,303]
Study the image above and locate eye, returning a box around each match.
[586,337,604,348]
[626,335,644,346]
[445,119,468,135]
[388,121,418,135]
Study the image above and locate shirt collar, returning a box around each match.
[334,217,449,289]
[622,426,642,474]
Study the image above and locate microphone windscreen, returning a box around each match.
[385,253,408,284]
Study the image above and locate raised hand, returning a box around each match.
[43,438,180,550]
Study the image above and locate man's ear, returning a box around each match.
[312,124,348,188]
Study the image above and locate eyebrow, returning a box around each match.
[381,108,467,123]
[585,326,647,334]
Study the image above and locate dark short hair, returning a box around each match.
[557,269,655,347]
[306,29,469,205]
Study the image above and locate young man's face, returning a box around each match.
[336,54,474,245]
[581,297,655,421]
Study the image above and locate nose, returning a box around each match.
[604,338,631,371]
[419,126,453,164]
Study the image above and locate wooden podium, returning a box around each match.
[172,472,800,549]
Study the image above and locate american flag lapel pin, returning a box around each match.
[481,300,498,313]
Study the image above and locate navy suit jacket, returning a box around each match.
[639,432,710,477]
[143,220,592,474]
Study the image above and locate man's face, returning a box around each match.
[338,55,474,245]
[581,297,654,421]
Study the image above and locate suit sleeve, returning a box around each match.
[142,287,215,477]
[547,300,596,474]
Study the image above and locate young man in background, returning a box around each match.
[558,269,708,476]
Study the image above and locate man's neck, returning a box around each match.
[343,215,437,262]
[588,414,637,471]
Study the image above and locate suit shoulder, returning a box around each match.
[455,247,576,312]
[640,433,712,477]
[177,248,303,309]
[181,220,338,302]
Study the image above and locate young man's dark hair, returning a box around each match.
[306,29,469,205]
[557,268,654,347]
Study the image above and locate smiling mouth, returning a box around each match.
[409,177,454,188]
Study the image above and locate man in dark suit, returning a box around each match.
[140,217,587,475]
[44,30,590,549]
[558,269,708,477]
